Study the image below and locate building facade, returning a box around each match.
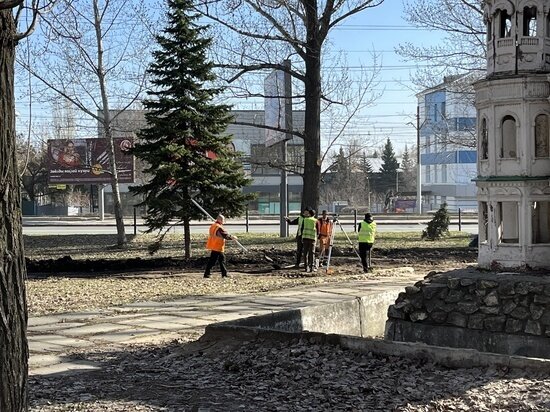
[417,78,478,212]
[227,110,305,214]
[475,0,550,269]
[100,109,305,215]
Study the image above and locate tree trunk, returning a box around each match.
[184,218,191,259]
[301,5,322,212]
[104,122,127,246]
[0,10,29,412]
[94,0,126,246]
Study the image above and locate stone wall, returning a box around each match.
[385,268,550,357]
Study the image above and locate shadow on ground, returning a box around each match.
[28,333,550,411]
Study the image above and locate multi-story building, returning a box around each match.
[100,109,305,214]
[417,77,478,212]
[228,110,305,214]
[475,0,550,269]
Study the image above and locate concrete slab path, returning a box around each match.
[28,273,420,376]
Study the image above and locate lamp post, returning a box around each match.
[407,106,424,215]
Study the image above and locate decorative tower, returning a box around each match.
[475,0,550,269]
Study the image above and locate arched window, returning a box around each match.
[535,114,549,157]
[487,19,493,42]
[481,118,489,160]
[501,115,517,158]
[532,201,550,243]
[498,202,519,243]
[523,6,537,36]
[498,9,512,38]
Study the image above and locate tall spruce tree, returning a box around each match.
[131,0,253,258]
[400,145,416,192]
[379,138,400,194]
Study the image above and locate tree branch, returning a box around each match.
[232,120,304,139]
[217,62,306,83]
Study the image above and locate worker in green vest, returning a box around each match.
[301,209,319,272]
[285,208,308,268]
[358,213,377,272]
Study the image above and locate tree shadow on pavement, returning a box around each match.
[28,334,550,411]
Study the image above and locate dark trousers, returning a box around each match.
[295,235,304,266]
[358,242,373,271]
[302,238,315,269]
[204,250,227,277]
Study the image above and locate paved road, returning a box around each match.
[22,222,478,235]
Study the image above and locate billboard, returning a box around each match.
[264,69,287,147]
[47,138,134,184]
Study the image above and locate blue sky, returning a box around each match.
[323,0,443,154]
[14,0,445,156]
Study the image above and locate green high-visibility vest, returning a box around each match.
[358,221,377,243]
[301,217,317,240]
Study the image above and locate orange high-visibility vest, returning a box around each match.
[317,218,332,237]
[206,222,225,252]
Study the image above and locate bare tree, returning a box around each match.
[18,0,157,245]
[196,0,384,210]
[1,2,49,409]
[17,134,49,203]
[397,0,486,89]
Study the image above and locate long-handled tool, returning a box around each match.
[324,219,337,274]
[190,198,248,252]
[334,216,362,260]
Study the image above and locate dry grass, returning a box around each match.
[25,231,473,316]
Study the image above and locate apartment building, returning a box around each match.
[417,77,478,212]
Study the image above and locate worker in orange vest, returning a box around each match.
[316,210,333,267]
[204,214,236,278]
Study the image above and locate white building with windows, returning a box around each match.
[475,0,550,269]
[417,77,478,212]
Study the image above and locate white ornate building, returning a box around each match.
[475,0,550,268]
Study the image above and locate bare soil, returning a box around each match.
[26,245,477,277]
[31,234,542,412]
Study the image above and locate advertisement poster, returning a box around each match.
[47,138,134,184]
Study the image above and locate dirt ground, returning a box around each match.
[31,240,548,412]
[27,244,478,277]
[28,331,550,411]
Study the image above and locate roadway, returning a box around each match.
[22,220,478,236]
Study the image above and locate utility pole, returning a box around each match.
[279,59,292,237]
[416,105,422,215]
[407,106,424,215]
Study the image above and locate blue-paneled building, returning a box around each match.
[417,76,478,212]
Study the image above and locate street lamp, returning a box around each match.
[407,106,425,215]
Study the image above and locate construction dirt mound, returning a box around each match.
[26,246,477,277]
